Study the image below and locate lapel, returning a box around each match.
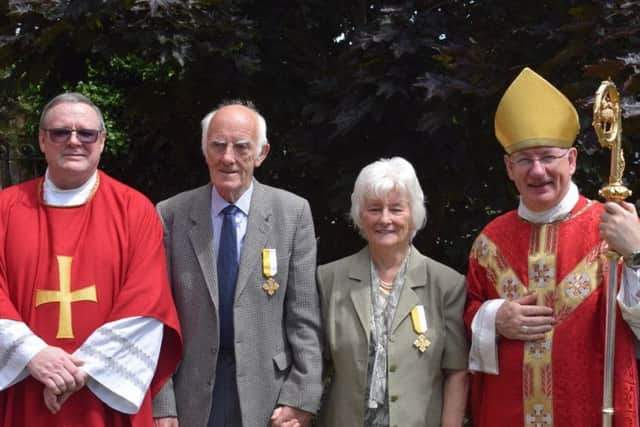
[348,247,373,339]
[391,246,426,333]
[235,181,272,300]
[187,184,219,308]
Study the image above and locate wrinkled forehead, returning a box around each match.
[510,145,567,158]
[364,187,409,204]
[43,102,101,127]
[208,105,258,142]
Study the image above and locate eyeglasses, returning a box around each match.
[42,128,103,144]
[509,149,570,170]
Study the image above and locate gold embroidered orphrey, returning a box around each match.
[471,214,601,427]
[261,248,279,296]
[413,334,430,352]
[35,255,98,338]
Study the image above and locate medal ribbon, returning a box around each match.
[262,248,277,277]
[410,305,427,334]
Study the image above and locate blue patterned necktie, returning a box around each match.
[217,204,239,352]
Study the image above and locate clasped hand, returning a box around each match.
[270,406,312,427]
[152,405,312,427]
[496,293,555,341]
[27,346,87,413]
[599,201,640,259]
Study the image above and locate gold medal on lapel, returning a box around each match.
[411,305,430,352]
[413,335,431,353]
[261,248,279,296]
[262,277,279,296]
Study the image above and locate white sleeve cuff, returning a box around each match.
[469,299,504,374]
[0,319,48,389]
[619,265,640,308]
[74,316,163,414]
[618,266,640,340]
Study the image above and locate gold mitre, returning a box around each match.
[495,67,579,154]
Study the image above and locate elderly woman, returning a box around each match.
[317,157,468,427]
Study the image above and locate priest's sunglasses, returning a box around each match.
[42,128,103,144]
[509,149,570,170]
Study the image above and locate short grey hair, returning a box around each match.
[200,99,268,157]
[39,92,105,131]
[350,157,427,240]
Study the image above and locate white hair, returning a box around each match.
[350,157,427,240]
[200,100,267,157]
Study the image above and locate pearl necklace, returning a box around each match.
[379,279,394,294]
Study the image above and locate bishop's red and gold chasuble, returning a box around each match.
[0,172,181,427]
[465,196,639,427]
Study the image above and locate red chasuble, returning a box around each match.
[465,196,639,427]
[0,171,181,427]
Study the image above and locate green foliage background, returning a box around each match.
[2,0,640,272]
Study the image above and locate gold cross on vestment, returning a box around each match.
[413,334,431,352]
[35,256,97,339]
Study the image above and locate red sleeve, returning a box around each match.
[464,251,494,336]
[0,189,25,322]
[102,184,182,396]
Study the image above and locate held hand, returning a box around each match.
[27,346,85,394]
[43,387,62,414]
[42,368,88,413]
[495,293,555,341]
[270,406,312,427]
[153,417,179,427]
[43,388,73,414]
[599,201,640,258]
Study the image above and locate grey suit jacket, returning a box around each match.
[152,180,323,427]
[317,245,468,427]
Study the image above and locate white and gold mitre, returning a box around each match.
[495,67,579,154]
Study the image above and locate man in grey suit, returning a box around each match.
[152,101,323,427]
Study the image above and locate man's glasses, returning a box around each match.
[42,128,102,144]
[509,149,570,170]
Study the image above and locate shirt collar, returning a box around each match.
[211,181,253,216]
[43,169,98,206]
[518,181,579,224]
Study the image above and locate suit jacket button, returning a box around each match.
[389,365,397,372]
[390,395,398,402]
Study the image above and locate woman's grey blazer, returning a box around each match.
[317,245,468,427]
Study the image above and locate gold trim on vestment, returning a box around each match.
[523,224,556,427]
[470,213,603,427]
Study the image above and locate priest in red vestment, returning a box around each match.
[465,68,640,427]
[0,92,182,427]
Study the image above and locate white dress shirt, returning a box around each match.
[210,182,253,262]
